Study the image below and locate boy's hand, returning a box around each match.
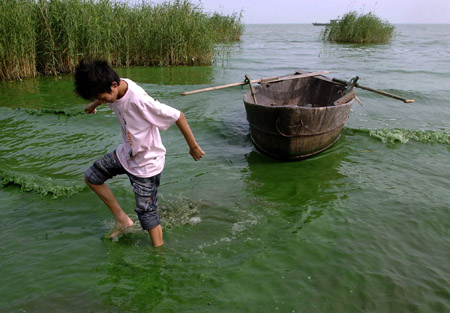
[190,145,205,161]
[176,112,205,161]
[85,100,105,114]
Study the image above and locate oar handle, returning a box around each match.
[332,78,415,103]
[181,71,332,96]
[180,80,251,96]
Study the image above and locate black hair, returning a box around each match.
[74,60,120,100]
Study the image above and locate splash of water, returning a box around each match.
[159,197,202,229]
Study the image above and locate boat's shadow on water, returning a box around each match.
[243,134,350,226]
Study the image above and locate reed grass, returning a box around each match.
[322,11,394,44]
[208,12,244,42]
[0,0,37,80]
[0,0,244,81]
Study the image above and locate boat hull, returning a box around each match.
[243,72,354,160]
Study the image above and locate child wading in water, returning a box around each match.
[74,60,205,246]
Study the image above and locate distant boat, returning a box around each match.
[312,19,340,26]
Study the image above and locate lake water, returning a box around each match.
[1,24,449,312]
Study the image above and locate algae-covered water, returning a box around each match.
[1,24,449,312]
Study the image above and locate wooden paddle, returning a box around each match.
[332,78,415,103]
[180,71,332,96]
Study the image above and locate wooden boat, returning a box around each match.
[243,71,355,160]
[182,70,412,161]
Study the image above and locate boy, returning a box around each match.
[74,60,205,247]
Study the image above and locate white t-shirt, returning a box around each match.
[108,79,180,178]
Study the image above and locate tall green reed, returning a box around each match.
[0,0,244,81]
[322,11,394,44]
[208,11,244,42]
[0,0,37,80]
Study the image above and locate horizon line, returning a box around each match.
[243,22,450,25]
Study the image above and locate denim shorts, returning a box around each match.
[85,150,161,230]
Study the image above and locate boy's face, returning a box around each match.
[96,82,119,103]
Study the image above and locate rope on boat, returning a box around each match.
[275,117,304,138]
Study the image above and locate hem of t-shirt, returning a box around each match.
[116,146,165,178]
[126,169,163,178]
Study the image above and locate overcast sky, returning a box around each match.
[154,0,450,24]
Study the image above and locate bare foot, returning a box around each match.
[106,217,134,239]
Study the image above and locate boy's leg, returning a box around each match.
[129,173,163,247]
[148,225,163,247]
[85,151,133,238]
[84,178,134,238]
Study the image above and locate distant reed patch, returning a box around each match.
[0,0,244,81]
[322,11,394,44]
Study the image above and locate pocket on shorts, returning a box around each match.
[131,181,155,197]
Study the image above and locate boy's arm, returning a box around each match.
[175,112,205,161]
[85,99,105,114]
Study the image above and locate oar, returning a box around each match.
[332,78,415,103]
[181,71,332,96]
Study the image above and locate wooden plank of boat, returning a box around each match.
[243,71,354,160]
[180,71,332,96]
